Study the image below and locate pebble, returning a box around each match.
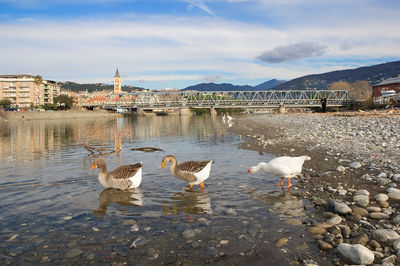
[64,248,83,259]
[219,240,229,245]
[276,238,288,247]
[131,224,139,232]
[349,162,362,169]
[130,237,148,248]
[182,229,196,239]
[353,194,369,207]
[369,212,390,219]
[63,216,73,221]
[336,166,345,172]
[337,243,374,265]
[328,200,352,215]
[373,229,400,245]
[224,208,238,216]
[355,189,370,196]
[367,206,382,212]
[308,227,326,234]
[388,191,400,200]
[113,245,130,257]
[317,240,333,251]
[375,194,389,202]
[393,239,400,250]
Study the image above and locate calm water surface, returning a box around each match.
[0,115,317,265]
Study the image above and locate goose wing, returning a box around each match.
[109,163,142,179]
[176,161,211,182]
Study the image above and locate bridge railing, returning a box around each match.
[100,90,352,108]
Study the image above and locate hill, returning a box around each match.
[274,60,400,90]
[255,79,286,90]
[60,81,146,93]
[182,82,255,91]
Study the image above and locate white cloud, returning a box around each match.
[0,8,400,89]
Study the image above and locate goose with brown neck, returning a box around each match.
[91,158,143,190]
[161,155,213,189]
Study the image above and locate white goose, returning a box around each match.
[248,155,311,188]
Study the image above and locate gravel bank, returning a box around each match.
[230,112,400,265]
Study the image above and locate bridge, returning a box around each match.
[92,90,352,110]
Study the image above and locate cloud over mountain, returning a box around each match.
[256,42,327,63]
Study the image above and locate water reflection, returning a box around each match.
[93,188,143,217]
[247,187,306,219]
[162,190,212,215]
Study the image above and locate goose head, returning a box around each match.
[161,155,177,169]
[91,158,107,172]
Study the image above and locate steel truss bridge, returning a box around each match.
[96,90,352,110]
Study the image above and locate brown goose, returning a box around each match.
[161,155,212,189]
[91,158,143,190]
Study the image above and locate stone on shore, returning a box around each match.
[373,229,400,245]
[337,243,374,265]
[375,193,389,202]
[328,200,351,215]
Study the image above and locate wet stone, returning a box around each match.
[113,245,130,257]
[182,229,196,239]
[318,240,333,251]
[276,238,288,247]
[224,208,238,216]
[308,227,326,235]
[130,237,148,248]
[64,248,83,259]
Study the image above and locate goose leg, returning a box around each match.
[276,177,284,186]
[189,184,193,190]
[287,178,293,188]
[199,182,204,189]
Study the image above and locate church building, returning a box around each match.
[114,68,121,93]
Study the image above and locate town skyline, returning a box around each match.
[1,0,400,90]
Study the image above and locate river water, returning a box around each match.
[0,115,318,265]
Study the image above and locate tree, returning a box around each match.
[53,94,74,110]
[350,80,372,100]
[34,75,43,85]
[329,80,372,101]
[0,99,12,108]
[329,81,352,91]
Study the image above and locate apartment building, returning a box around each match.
[0,74,60,109]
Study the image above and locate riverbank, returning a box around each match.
[230,111,400,265]
[1,109,122,120]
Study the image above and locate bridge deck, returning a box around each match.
[87,90,352,109]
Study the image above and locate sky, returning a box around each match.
[0,0,400,90]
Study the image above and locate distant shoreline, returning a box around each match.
[1,110,122,121]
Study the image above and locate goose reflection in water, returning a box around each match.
[162,190,212,216]
[247,187,306,219]
[93,188,143,217]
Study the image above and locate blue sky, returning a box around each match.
[1,0,400,90]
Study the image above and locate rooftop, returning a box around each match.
[374,77,400,86]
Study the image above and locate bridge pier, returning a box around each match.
[278,104,286,113]
[179,108,193,116]
[210,107,217,116]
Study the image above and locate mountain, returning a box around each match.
[274,60,400,90]
[182,82,255,91]
[255,79,286,90]
[60,81,146,93]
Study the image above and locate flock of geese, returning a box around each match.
[91,154,311,191]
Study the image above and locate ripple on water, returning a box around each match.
[0,116,314,264]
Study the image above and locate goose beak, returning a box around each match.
[161,163,165,169]
[247,169,251,173]
[90,163,95,169]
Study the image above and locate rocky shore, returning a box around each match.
[230,111,400,265]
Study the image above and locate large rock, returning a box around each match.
[328,200,352,215]
[373,229,400,245]
[337,243,374,265]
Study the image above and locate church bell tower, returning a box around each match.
[114,67,121,93]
